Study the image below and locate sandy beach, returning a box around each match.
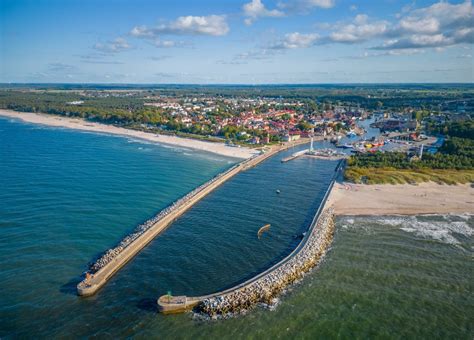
[0,110,258,159]
[326,182,474,215]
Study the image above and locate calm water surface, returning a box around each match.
[0,117,472,339]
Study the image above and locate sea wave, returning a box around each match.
[126,138,161,147]
[367,216,471,245]
[339,215,473,246]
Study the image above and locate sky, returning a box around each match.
[0,0,473,84]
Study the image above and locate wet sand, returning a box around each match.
[0,110,258,159]
[326,182,474,215]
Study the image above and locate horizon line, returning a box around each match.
[1,82,473,86]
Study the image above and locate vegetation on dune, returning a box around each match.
[345,167,474,185]
[348,142,474,171]
[0,91,162,124]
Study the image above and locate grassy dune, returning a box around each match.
[345,167,474,185]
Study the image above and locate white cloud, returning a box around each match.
[130,15,229,37]
[241,0,335,24]
[398,17,440,34]
[130,26,154,38]
[262,0,473,55]
[243,0,284,25]
[329,14,388,43]
[266,14,387,49]
[452,27,474,44]
[406,33,446,46]
[403,0,473,32]
[269,32,319,49]
[93,37,131,53]
[374,30,472,50]
[393,0,472,36]
[374,0,474,50]
[298,0,474,50]
[264,0,473,54]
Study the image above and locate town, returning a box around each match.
[1,85,471,150]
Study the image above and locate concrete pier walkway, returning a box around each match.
[77,139,310,296]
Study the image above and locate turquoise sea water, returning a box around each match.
[1,117,472,338]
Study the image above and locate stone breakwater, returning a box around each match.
[85,140,310,275]
[78,139,312,296]
[88,163,242,273]
[195,208,335,317]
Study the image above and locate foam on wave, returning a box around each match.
[359,215,472,245]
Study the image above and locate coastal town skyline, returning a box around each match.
[1,0,473,84]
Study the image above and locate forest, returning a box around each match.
[1,83,473,112]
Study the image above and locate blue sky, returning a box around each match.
[1,0,472,83]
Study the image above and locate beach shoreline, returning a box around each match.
[325,182,474,216]
[0,109,258,159]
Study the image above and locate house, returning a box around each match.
[282,130,301,142]
[378,118,418,132]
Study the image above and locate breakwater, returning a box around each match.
[87,163,241,273]
[157,159,343,315]
[77,139,310,296]
[196,208,335,317]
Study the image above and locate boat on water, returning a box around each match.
[336,142,354,149]
[307,148,346,159]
